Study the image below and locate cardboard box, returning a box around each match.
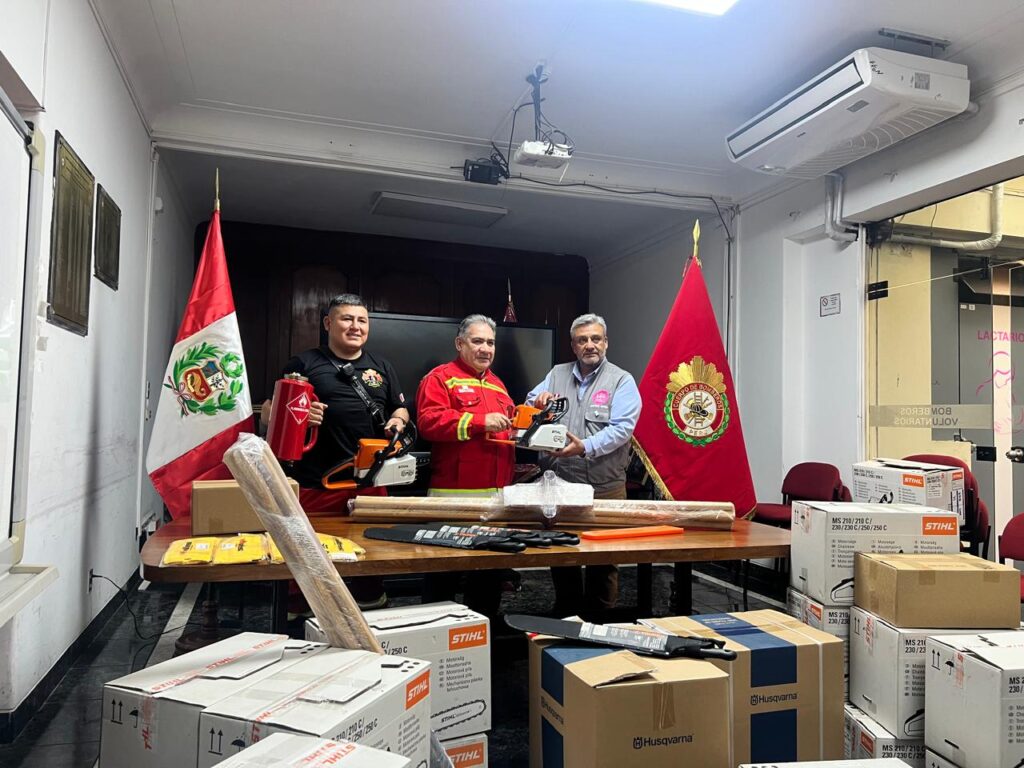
[924,749,961,768]
[643,610,844,764]
[789,502,960,605]
[787,588,850,695]
[442,732,488,768]
[100,633,325,768]
[849,607,1015,740]
[528,628,732,767]
[308,601,490,739]
[191,478,299,535]
[852,458,966,525]
[198,648,431,768]
[213,733,411,767]
[845,703,924,767]
[925,632,1024,768]
[854,552,1019,628]
[741,761,914,767]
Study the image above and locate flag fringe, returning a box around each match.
[630,437,673,501]
[631,436,758,519]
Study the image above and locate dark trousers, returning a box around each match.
[551,484,626,614]
[421,570,505,619]
[289,487,387,612]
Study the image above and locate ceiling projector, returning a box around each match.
[514,140,572,169]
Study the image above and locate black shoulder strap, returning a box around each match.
[319,349,387,427]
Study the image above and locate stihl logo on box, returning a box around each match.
[449,623,488,650]
[922,516,958,535]
[953,471,964,481]
[446,742,486,767]
[405,670,430,709]
[809,604,822,622]
[860,731,875,753]
[902,474,925,488]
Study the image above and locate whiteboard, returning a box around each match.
[0,107,30,539]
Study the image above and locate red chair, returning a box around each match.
[755,462,847,529]
[902,454,986,556]
[997,513,1024,601]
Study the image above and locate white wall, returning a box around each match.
[138,160,197,527]
[735,79,1024,501]
[590,217,728,380]
[734,182,866,497]
[0,0,168,711]
[0,0,49,107]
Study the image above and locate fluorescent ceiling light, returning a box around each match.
[629,0,739,14]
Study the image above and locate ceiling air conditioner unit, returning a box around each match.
[726,47,970,179]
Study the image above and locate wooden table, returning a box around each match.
[142,519,789,628]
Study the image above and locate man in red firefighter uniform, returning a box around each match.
[416,314,515,614]
[417,314,515,493]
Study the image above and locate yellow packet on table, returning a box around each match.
[161,537,218,566]
[318,533,366,562]
[265,533,365,563]
[267,535,284,564]
[213,534,269,565]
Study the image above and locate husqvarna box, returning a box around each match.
[925,632,1024,768]
[787,587,851,695]
[99,633,325,768]
[852,458,965,524]
[643,610,844,765]
[528,626,731,767]
[307,601,490,738]
[213,733,411,767]
[197,648,430,768]
[789,502,960,605]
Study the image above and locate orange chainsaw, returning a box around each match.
[488,397,569,451]
[321,422,424,490]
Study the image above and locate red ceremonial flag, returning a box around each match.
[145,205,253,518]
[632,221,756,516]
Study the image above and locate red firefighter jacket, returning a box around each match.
[416,358,516,493]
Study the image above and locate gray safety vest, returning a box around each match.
[539,359,633,492]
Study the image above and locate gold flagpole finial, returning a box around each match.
[214,168,221,212]
[692,219,702,267]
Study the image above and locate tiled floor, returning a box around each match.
[0,565,775,768]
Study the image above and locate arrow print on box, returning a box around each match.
[208,728,223,755]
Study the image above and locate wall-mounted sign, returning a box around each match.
[820,293,841,317]
[869,404,993,429]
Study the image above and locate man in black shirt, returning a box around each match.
[262,293,409,609]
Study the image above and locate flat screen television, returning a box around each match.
[359,313,556,410]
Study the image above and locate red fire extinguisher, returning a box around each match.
[266,373,319,462]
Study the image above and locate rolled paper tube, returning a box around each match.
[223,433,382,653]
[349,496,735,529]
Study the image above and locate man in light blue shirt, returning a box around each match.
[527,313,641,615]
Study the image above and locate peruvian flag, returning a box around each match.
[145,210,253,518]
[631,223,756,516]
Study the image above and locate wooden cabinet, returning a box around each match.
[200,221,589,400]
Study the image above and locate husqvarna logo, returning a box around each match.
[922,516,957,535]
